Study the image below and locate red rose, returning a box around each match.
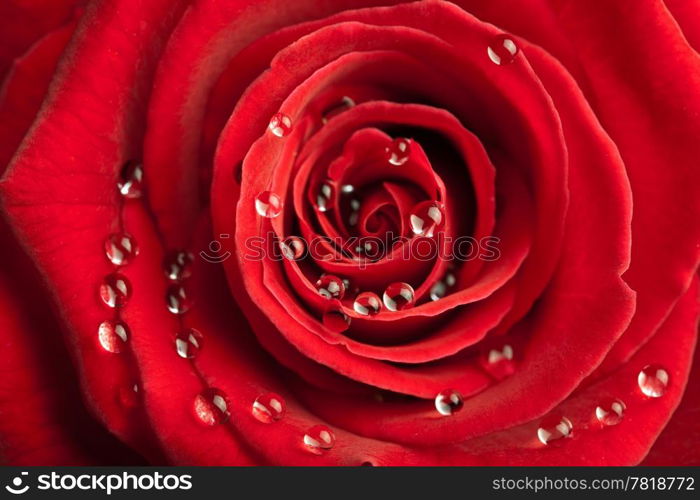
[0,0,698,466]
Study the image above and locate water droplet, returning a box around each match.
[99,273,131,308]
[303,425,335,454]
[104,233,139,266]
[163,251,194,281]
[117,161,144,198]
[118,383,140,408]
[314,180,335,213]
[383,282,415,311]
[166,284,193,314]
[280,236,306,260]
[595,398,626,426]
[444,272,456,287]
[316,275,346,300]
[488,34,518,65]
[255,191,283,218]
[268,112,292,137]
[481,344,515,380]
[348,199,360,226]
[341,184,355,194]
[252,393,287,423]
[410,201,444,238]
[353,292,382,316]
[430,281,447,301]
[638,364,669,398]
[537,415,573,445]
[435,389,463,416]
[322,306,351,333]
[98,320,129,353]
[194,388,230,426]
[321,96,355,124]
[175,328,203,359]
[386,138,411,166]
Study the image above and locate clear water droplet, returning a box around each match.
[303,425,335,454]
[268,112,293,137]
[595,398,626,426]
[166,284,193,315]
[98,320,129,353]
[488,34,518,65]
[118,383,140,408]
[99,273,131,308]
[430,280,447,301]
[386,138,411,166]
[638,364,669,398]
[383,282,415,311]
[341,184,355,194]
[481,344,515,380]
[537,415,573,444]
[321,96,355,124]
[194,388,230,426]
[175,328,203,359]
[252,393,287,423]
[104,233,139,266]
[117,161,144,198]
[280,236,306,260]
[255,191,283,218]
[314,180,335,213]
[409,201,444,237]
[353,292,382,316]
[163,251,194,281]
[322,306,351,333]
[435,389,463,416]
[444,272,456,287]
[316,275,346,300]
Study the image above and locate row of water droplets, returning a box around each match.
[102,161,336,456]
[434,363,669,446]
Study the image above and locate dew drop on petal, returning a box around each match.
[163,251,194,281]
[341,184,355,194]
[595,398,626,426]
[118,383,140,408]
[99,273,131,308]
[409,201,444,237]
[321,96,355,124]
[268,112,292,137]
[487,34,518,65]
[175,328,203,359]
[303,425,335,454]
[194,388,230,426]
[117,160,144,198]
[316,275,346,300]
[638,364,669,398]
[322,306,351,333]
[386,138,411,166]
[480,344,515,380]
[166,284,193,315]
[435,389,463,416]
[430,280,447,301]
[537,415,573,445]
[383,282,415,312]
[252,393,287,423]
[353,292,382,316]
[255,191,283,218]
[280,236,306,260]
[98,320,129,353]
[104,233,139,266]
[314,180,335,213]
